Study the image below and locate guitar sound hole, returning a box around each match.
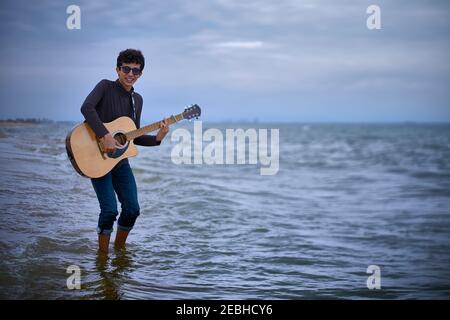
[114,133,127,147]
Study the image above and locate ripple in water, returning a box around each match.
[1,122,450,299]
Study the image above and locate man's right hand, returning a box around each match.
[100,133,121,154]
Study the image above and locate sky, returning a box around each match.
[0,0,449,123]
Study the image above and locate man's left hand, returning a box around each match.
[156,118,169,142]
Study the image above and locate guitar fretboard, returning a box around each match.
[125,113,184,141]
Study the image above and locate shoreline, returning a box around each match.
[0,121,41,128]
[0,121,42,138]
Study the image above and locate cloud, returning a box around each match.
[213,41,264,49]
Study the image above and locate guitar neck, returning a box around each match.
[125,112,184,141]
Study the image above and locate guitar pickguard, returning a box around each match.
[106,131,130,159]
[107,142,130,159]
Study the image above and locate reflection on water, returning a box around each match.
[1,122,450,299]
[90,250,133,300]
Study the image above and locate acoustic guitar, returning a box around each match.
[66,104,201,178]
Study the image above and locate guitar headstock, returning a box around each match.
[183,104,201,120]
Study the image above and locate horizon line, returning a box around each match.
[1,117,450,125]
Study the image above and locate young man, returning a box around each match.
[81,49,168,254]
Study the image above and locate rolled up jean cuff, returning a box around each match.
[117,224,133,232]
[97,227,113,235]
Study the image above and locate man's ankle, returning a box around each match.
[98,234,111,253]
[114,229,130,248]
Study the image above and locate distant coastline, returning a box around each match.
[0,118,53,138]
[0,118,53,128]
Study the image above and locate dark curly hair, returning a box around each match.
[117,49,145,71]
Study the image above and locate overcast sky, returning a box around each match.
[0,0,449,122]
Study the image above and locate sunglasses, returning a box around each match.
[120,66,141,76]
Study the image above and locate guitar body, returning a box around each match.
[66,117,138,178]
[66,104,201,178]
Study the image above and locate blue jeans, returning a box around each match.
[91,161,140,235]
